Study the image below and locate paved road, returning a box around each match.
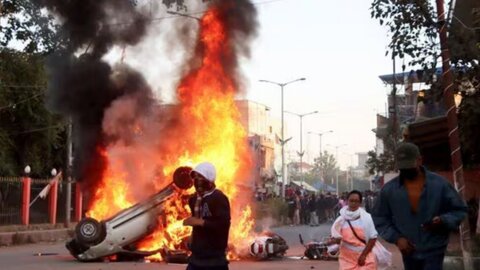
[0,224,403,270]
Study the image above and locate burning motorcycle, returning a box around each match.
[299,234,339,261]
[248,232,289,260]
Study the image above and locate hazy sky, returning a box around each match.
[243,0,392,168]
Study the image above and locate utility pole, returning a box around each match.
[435,1,473,269]
[350,154,354,191]
[285,110,318,188]
[329,144,346,195]
[65,118,73,227]
[259,78,306,198]
[309,130,333,185]
[391,45,398,154]
[309,130,333,160]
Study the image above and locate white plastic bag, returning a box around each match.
[373,242,392,270]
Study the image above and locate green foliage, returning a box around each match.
[0,49,66,177]
[367,121,396,175]
[0,0,200,54]
[371,0,480,168]
[161,0,188,11]
[0,0,61,53]
[366,149,395,175]
[311,151,338,182]
[370,0,438,71]
[458,93,480,167]
[370,0,480,86]
[289,151,338,185]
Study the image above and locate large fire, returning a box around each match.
[86,2,255,261]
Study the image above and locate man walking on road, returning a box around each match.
[373,143,467,270]
[183,162,231,270]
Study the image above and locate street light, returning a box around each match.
[259,78,306,198]
[308,130,333,160]
[24,165,31,176]
[284,110,318,188]
[327,144,347,195]
[308,130,333,188]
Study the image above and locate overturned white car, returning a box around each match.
[66,167,193,262]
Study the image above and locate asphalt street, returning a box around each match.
[0,224,403,270]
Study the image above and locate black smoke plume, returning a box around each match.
[35,0,153,193]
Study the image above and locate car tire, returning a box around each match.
[75,218,105,245]
[173,166,193,190]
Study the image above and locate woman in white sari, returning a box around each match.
[329,190,391,270]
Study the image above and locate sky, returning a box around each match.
[243,0,392,169]
[102,0,394,170]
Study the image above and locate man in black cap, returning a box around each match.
[373,142,467,270]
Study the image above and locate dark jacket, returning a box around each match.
[373,168,467,258]
[308,198,316,212]
[188,189,231,266]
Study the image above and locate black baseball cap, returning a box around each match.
[395,142,421,169]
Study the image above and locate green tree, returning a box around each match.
[371,0,479,75]
[1,0,61,53]
[287,151,338,187]
[312,151,338,183]
[458,92,480,167]
[0,49,66,177]
[366,149,395,176]
[371,0,480,168]
[0,0,193,54]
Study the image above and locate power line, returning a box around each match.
[0,93,43,111]
[0,85,45,89]
[96,0,289,26]
[12,124,64,135]
[254,0,288,6]
[452,15,480,31]
[2,124,64,136]
[1,85,46,93]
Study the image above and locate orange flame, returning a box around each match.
[86,3,255,261]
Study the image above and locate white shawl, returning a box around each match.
[331,206,392,270]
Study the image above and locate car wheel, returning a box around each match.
[75,218,105,245]
[173,166,193,190]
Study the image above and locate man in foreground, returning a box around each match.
[183,162,231,270]
[373,142,467,270]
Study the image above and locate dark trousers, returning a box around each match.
[186,263,228,270]
[402,253,445,270]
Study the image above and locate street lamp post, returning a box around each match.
[24,165,31,176]
[259,78,306,198]
[309,130,333,189]
[284,110,318,188]
[328,144,347,195]
[350,154,354,191]
[308,130,333,160]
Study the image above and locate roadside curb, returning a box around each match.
[0,228,74,247]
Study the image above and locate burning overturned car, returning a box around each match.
[67,166,289,262]
[66,167,194,261]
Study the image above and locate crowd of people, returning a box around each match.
[283,187,379,226]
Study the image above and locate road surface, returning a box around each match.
[0,224,403,269]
